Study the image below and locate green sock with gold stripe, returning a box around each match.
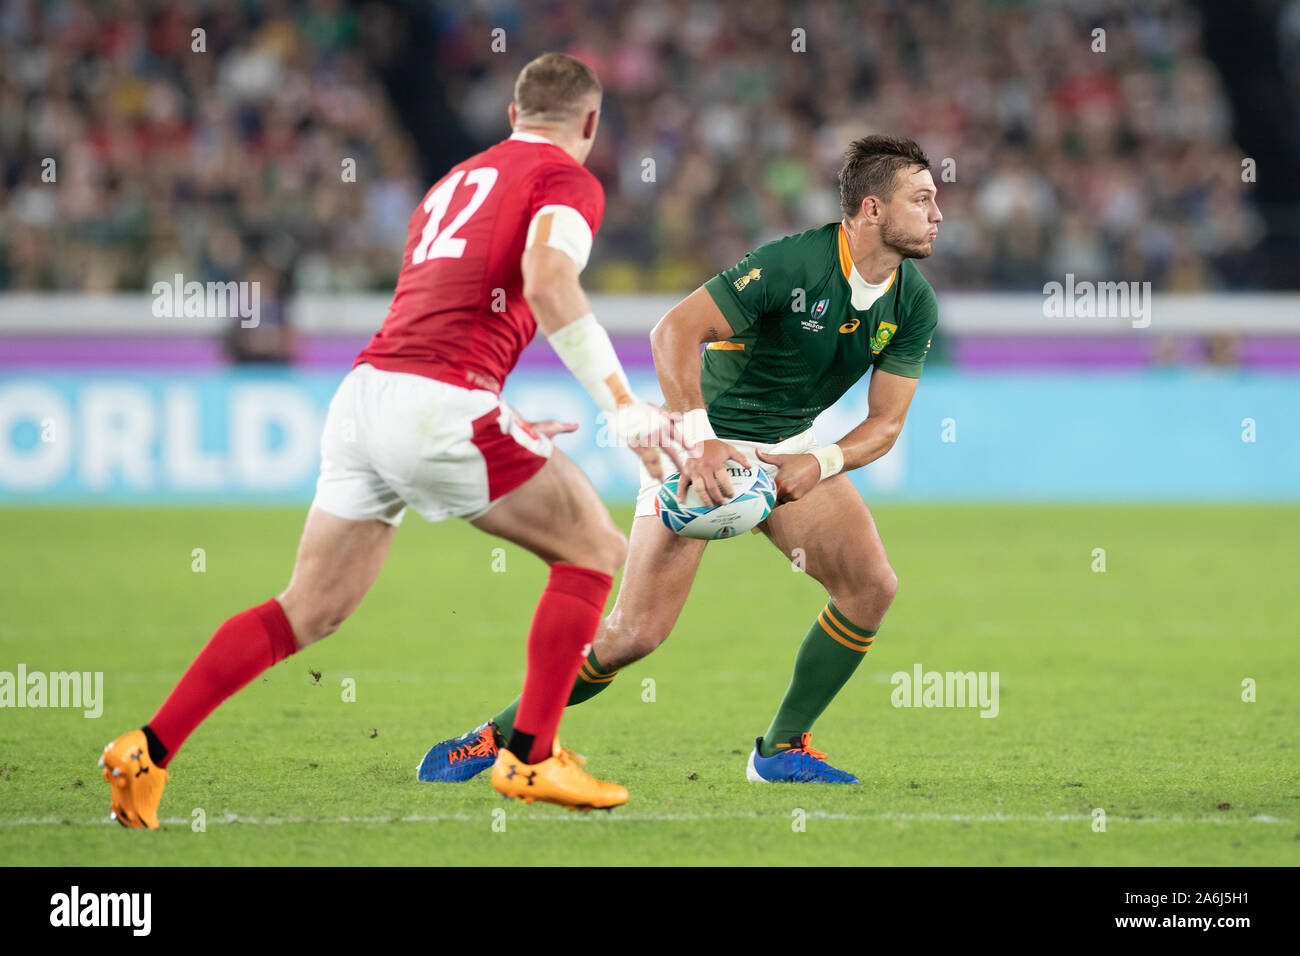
[759,602,876,758]
[490,648,618,740]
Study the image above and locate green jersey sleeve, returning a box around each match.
[874,282,938,379]
[703,239,790,335]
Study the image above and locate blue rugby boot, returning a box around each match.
[745,732,860,784]
[418,721,502,782]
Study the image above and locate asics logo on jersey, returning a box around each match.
[839,317,860,333]
[733,268,762,291]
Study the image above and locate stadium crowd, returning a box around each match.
[0,0,1269,299]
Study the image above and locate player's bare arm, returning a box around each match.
[758,369,919,504]
[522,243,599,337]
[526,243,687,481]
[648,286,752,505]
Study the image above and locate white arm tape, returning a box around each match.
[812,443,845,481]
[546,312,632,413]
[683,408,716,446]
[526,204,594,272]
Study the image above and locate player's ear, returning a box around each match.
[508,101,518,127]
[581,107,600,142]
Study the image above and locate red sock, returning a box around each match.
[148,598,299,767]
[514,563,614,764]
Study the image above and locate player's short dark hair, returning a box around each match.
[513,52,602,126]
[838,135,931,218]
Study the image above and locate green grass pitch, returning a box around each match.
[0,505,1296,866]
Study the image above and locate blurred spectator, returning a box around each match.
[227,254,294,364]
[0,0,418,300]
[0,0,1273,301]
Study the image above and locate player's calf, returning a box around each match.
[276,508,396,647]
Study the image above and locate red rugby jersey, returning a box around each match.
[356,132,605,393]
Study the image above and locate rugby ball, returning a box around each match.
[655,461,778,540]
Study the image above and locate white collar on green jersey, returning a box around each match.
[839,220,897,312]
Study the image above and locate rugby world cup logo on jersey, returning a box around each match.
[801,298,828,332]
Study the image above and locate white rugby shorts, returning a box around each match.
[312,363,552,525]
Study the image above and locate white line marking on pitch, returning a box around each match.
[0,811,1291,828]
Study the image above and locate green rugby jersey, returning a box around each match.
[700,221,938,442]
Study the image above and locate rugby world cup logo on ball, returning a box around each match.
[655,461,778,540]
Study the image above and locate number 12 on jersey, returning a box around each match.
[412,167,499,264]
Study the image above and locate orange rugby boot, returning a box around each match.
[99,729,169,829]
[491,741,628,811]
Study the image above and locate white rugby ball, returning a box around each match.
[655,461,778,540]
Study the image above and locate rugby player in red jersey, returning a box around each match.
[99,53,685,824]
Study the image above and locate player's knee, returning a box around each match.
[586,525,628,576]
[830,566,898,627]
[607,529,629,571]
[600,624,667,670]
[855,567,899,619]
[597,606,670,669]
[281,595,350,647]
[875,567,900,606]
[310,612,349,643]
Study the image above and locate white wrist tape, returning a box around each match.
[812,443,845,481]
[682,408,716,446]
[546,313,633,413]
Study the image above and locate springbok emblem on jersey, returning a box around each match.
[732,268,762,291]
[870,321,898,354]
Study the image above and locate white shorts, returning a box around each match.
[312,363,552,525]
[633,426,819,518]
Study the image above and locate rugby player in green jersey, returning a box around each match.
[421,135,941,783]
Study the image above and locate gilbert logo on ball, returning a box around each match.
[655,462,777,540]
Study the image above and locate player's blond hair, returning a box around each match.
[513,52,602,128]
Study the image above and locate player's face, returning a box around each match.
[880,168,942,259]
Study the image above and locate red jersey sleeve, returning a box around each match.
[530,162,605,238]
